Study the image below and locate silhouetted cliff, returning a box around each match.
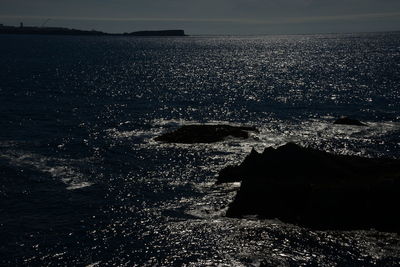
[0,25,187,36]
[0,25,105,36]
[125,30,186,36]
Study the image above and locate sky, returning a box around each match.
[1,0,400,35]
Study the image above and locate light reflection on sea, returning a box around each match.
[0,33,399,265]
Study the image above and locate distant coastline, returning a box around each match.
[0,24,187,37]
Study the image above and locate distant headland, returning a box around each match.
[0,23,187,37]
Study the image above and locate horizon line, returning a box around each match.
[1,11,400,25]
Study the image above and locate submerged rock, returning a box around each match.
[218,143,400,232]
[155,124,257,144]
[334,117,367,126]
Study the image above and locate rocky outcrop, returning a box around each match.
[155,124,257,144]
[334,117,367,126]
[126,30,186,36]
[218,143,400,232]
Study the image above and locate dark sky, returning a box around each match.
[1,0,400,34]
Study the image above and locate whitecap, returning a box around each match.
[0,150,94,190]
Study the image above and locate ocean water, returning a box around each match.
[1,32,400,266]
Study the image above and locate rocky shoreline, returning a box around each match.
[218,143,400,233]
[155,121,399,233]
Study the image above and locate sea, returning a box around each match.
[1,32,400,266]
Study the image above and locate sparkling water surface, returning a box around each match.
[1,33,400,266]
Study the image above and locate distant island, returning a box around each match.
[0,23,187,37]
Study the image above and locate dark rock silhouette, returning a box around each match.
[0,24,187,37]
[125,30,186,36]
[334,117,367,126]
[0,25,106,36]
[218,143,400,232]
[155,125,257,144]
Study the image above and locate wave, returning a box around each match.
[0,149,93,190]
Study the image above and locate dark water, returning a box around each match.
[1,33,400,266]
